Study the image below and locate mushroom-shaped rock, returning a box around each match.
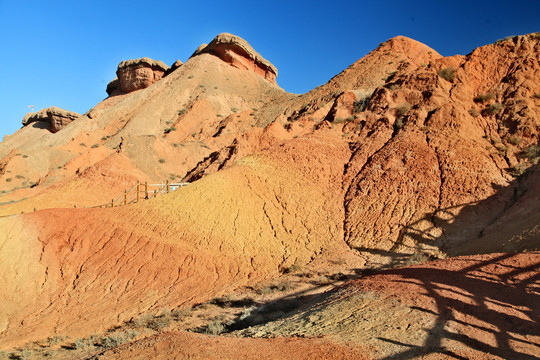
[21,107,80,133]
[46,107,80,133]
[193,33,278,85]
[116,57,169,93]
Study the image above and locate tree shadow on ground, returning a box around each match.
[354,161,540,271]
[375,252,540,359]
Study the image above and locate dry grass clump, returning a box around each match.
[438,67,456,82]
[474,93,494,103]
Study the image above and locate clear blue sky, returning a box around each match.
[1,0,538,139]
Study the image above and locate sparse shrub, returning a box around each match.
[100,332,131,348]
[132,313,153,328]
[507,135,522,146]
[474,93,494,103]
[187,75,194,79]
[164,127,176,134]
[91,144,99,148]
[101,137,107,141]
[178,109,186,116]
[15,175,24,179]
[468,108,480,117]
[145,316,171,331]
[395,103,411,117]
[257,281,295,295]
[438,67,456,82]
[22,155,28,158]
[509,163,528,177]
[74,337,88,349]
[205,320,225,335]
[231,107,238,113]
[484,102,503,115]
[283,263,302,274]
[334,117,345,123]
[5,178,11,182]
[199,84,206,88]
[172,142,180,147]
[171,307,192,320]
[402,252,431,266]
[158,158,166,164]
[522,144,540,163]
[353,97,370,113]
[80,143,87,147]
[394,118,404,130]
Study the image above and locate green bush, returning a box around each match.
[205,320,225,335]
[484,103,503,115]
[474,93,494,103]
[438,67,456,82]
[353,97,370,113]
[468,108,480,117]
[91,144,99,148]
[158,158,166,164]
[178,109,186,116]
[395,103,411,117]
[164,127,176,134]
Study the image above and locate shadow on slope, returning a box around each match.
[376,252,540,359]
[354,161,540,270]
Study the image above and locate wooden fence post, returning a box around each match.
[111,199,114,208]
[124,190,127,205]
[166,180,170,194]
[136,181,140,203]
[145,181,148,199]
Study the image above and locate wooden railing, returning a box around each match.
[0,180,188,217]
[90,180,189,208]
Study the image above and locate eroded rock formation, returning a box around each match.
[21,106,80,133]
[116,57,169,94]
[193,33,278,85]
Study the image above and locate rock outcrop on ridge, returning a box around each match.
[113,57,170,95]
[193,33,279,85]
[21,106,80,133]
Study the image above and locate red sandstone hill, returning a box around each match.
[0,32,538,359]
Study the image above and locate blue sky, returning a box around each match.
[0,0,538,139]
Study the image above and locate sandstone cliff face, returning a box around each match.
[116,57,169,94]
[193,33,278,85]
[21,106,80,133]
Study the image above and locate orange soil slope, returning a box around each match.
[0,133,353,348]
[98,332,369,360]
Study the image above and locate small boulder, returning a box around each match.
[164,60,183,77]
[106,78,121,96]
